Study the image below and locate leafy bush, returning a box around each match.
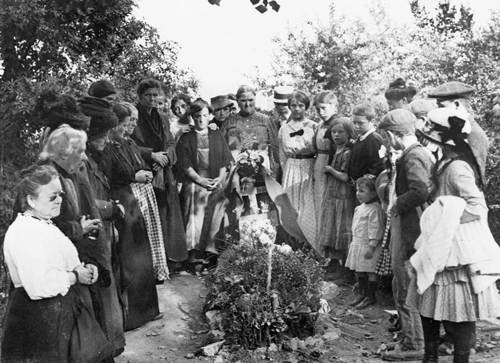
[205,240,324,348]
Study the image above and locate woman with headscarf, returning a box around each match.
[176,99,233,267]
[104,102,167,330]
[409,106,500,363]
[132,79,188,269]
[79,96,126,356]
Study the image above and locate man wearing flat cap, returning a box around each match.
[210,95,232,128]
[427,81,489,185]
[377,109,434,360]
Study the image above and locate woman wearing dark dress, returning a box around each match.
[104,102,166,330]
[80,96,126,356]
[176,99,233,265]
[131,79,188,267]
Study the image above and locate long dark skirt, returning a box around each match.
[90,223,125,356]
[1,287,76,362]
[113,185,159,331]
[154,168,188,262]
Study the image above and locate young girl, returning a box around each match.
[345,175,384,309]
[313,91,339,223]
[278,90,318,251]
[319,118,356,273]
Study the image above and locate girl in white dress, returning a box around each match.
[278,90,318,251]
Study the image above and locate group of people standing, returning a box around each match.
[1,75,499,363]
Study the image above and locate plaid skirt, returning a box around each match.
[375,212,392,276]
[131,183,169,280]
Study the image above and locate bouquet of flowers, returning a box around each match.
[236,149,264,178]
[240,217,277,247]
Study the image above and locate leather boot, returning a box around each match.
[355,281,377,309]
[348,275,367,306]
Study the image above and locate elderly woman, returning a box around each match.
[37,125,105,279]
[132,79,188,267]
[2,164,104,362]
[176,99,233,266]
[80,96,126,356]
[221,85,279,178]
[104,102,167,330]
[278,90,318,250]
[408,107,500,363]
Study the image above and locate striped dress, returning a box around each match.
[313,122,333,223]
[278,119,318,250]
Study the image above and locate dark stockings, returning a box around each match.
[421,316,475,363]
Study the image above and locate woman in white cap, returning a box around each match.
[409,106,500,363]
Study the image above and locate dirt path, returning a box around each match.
[116,274,500,363]
[116,274,209,363]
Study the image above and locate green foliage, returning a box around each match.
[205,242,323,348]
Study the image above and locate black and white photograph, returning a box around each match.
[1,0,500,362]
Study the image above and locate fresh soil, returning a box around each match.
[1,273,499,362]
[116,274,500,362]
[116,273,209,363]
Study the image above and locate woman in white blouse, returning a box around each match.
[1,164,98,362]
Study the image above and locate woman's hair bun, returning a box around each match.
[389,78,406,89]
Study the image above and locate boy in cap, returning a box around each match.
[377,109,434,360]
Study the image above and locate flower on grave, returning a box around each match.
[240,218,276,248]
[276,244,292,255]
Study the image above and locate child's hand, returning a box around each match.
[323,165,334,175]
[364,246,375,259]
[389,204,399,217]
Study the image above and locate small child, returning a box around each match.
[348,104,384,182]
[319,118,355,274]
[345,175,384,309]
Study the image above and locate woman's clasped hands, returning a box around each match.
[135,170,153,183]
[73,263,99,285]
[199,177,219,191]
[80,215,102,235]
